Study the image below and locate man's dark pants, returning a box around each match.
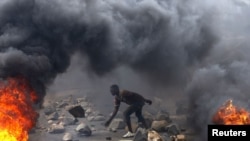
[123,104,148,132]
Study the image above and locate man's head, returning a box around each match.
[110,84,119,96]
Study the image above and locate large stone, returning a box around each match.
[156,112,172,123]
[93,115,106,121]
[161,133,172,141]
[79,102,89,108]
[147,130,164,141]
[68,105,85,118]
[165,123,181,136]
[48,123,65,134]
[62,132,73,141]
[87,115,106,121]
[75,122,92,136]
[85,108,93,115]
[76,97,88,103]
[144,117,154,129]
[151,120,169,132]
[44,107,56,116]
[171,134,186,141]
[57,101,69,108]
[59,117,77,126]
[133,127,148,141]
[47,112,59,120]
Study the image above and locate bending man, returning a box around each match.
[104,84,152,138]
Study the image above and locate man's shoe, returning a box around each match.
[122,131,135,138]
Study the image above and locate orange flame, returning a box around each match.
[212,99,250,125]
[0,77,38,141]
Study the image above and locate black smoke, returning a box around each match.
[0,0,218,103]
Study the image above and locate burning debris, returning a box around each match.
[212,99,250,125]
[0,76,38,141]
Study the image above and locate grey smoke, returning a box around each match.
[0,0,217,102]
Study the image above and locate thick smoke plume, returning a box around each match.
[0,0,217,102]
[0,0,249,140]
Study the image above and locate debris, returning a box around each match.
[165,123,181,136]
[44,106,57,116]
[68,105,85,118]
[47,123,65,134]
[151,120,169,132]
[170,134,186,141]
[46,112,59,120]
[75,122,92,136]
[147,130,164,141]
[133,127,147,141]
[156,112,172,122]
[88,115,106,121]
[63,132,73,141]
[59,117,78,126]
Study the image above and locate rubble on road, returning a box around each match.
[47,123,65,134]
[31,95,196,141]
[63,132,73,141]
[37,95,107,140]
[75,122,92,136]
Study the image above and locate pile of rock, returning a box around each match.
[38,95,106,141]
[106,110,188,141]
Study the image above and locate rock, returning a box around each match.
[60,117,77,126]
[151,120,169,132]
[47,112,59,120]
[108,118,126,130]
[85,108,93,115]
[156,112,172,123]
[93,115,105,121]
[63,132,73,141]
[44,107,56,116]
[171,134,186,141]
[147,130,164,141]
[87,116,95,121]
[68,105,85,118]
[133,127,148,141]
[79,102,89,108]
[48,123,65,134]
[161,133,172,141]
[76,97,88,103]
[57,101,69,108]
[75,122,92,136]
[144,117,154,129]
[165,123,181,136]
[48,120,54,124]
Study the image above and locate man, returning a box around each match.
[104,84,152,138]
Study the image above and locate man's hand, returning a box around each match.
[104,120,111,127]
[146,99,152,105]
